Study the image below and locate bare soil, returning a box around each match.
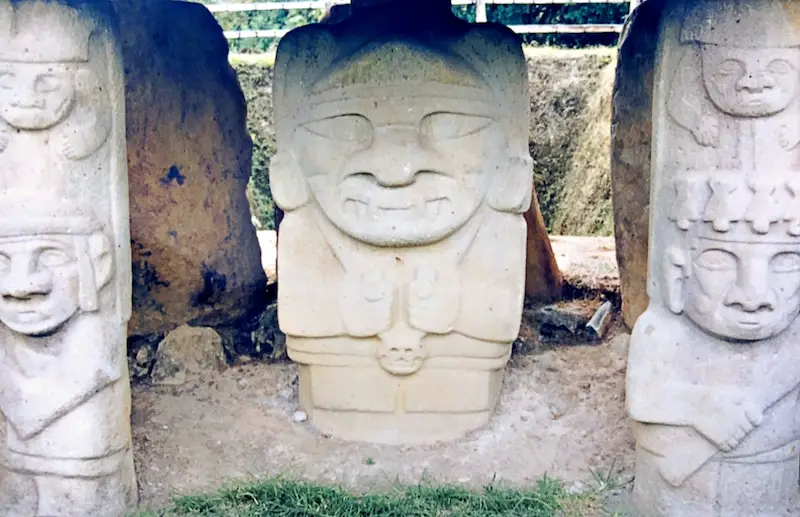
[131,236,635,511]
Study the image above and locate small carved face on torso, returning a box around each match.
[684,235,800,341]
[0,62,76,130]
[701,46,800,118]
[295,92,505,247]
[0,235,82,336]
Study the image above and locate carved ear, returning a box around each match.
[269,150,311,211]
[88,232,114,290]
[486,155,534,214]
[665,247,689,314]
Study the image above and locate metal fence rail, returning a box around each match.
[203,0,634,38]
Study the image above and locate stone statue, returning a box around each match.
[271,1,532,444]
[626,1,800,515]
[0,1,135,516]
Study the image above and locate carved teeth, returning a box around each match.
[344,199,368,219]
[426,198,451,219]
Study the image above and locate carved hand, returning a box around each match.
[408,266,460,334]
[692,390,763,452]
[693,116,720,147]
[340,269,394,337]
[780,124,800,150]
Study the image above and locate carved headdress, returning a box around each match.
[0,0,96,62]
[669,172,800,242]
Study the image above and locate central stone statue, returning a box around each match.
[271,1,533,444]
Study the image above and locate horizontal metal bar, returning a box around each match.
[222,23,623,39]
[206,0,629,13]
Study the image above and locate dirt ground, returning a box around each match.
[131,235,636,511]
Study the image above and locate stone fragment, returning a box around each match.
[272,0,531,444]
[626,1,800,515]
[0,1,137,515]
[151,325,225,386]
[112,0,268,344]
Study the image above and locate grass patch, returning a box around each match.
[130,475,622,517]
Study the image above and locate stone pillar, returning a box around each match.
[116,0,268,358]
[626,0,800,515]
[0,1,136,516]
[272,2,531,444]
[610,0,664,328]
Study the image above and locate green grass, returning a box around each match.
[130,475,614,517]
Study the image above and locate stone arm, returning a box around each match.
[0,368,117,440]
[667,48,718,148]
[626,307,762,452]
[276,214,348,338]
[452,214,527,342]
[60,68,112,160]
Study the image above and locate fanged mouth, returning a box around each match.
[343,197,453,222]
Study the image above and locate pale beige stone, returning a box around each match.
[151,325,225,386]
[0,1,136,516]
[626,1,800,515]
[272,1,531,444]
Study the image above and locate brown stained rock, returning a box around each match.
[524,187,564,302]
[113,0,268,340]
[609,0,666,328]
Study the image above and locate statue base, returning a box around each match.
[290,338,509,445]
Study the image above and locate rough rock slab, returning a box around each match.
[114,0,267,339]
[609,0,665,328]
[151,326,226,386]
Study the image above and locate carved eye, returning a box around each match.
[303,115,372,143]
[715,60,744,77]
[768,59,794,75]
[420,112,493,141]
[34,74,64,94]
[695,249,737,271]
[37,248,72,268]
[771,252,800,273]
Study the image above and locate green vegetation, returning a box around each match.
[204,0,630,53]
[132,475,625,516]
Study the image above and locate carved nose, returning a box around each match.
[0,261,52,299]
[724,284,776,312]
[737,73,773,93]
[344,127,438,187]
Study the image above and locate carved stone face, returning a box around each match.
[701,46,800,117]
[294,94,506,246]
[684,237,800,340]
[0,62,76,130]
[0,235,82,336]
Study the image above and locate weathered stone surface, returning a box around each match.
[151,325,225,386]
[0,1,136,515]
[113,0,267,341]
[610,0,664,328]
[272,0,532,444]
[626,1,800,515]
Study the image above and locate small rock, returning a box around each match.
[567,481,585,495]
[293,411,308,423]
[151,325,226,386]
